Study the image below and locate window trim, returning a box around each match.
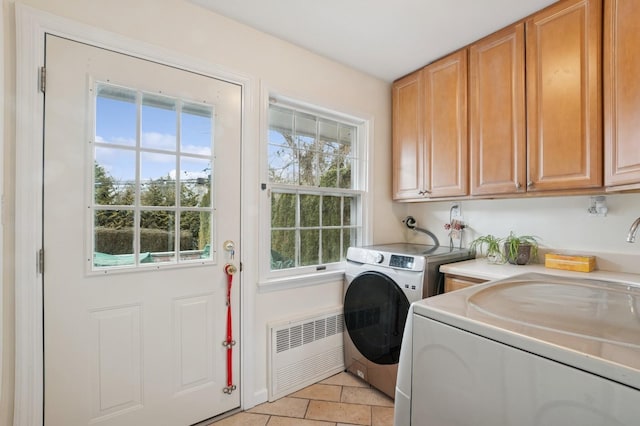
[259,90,372,290]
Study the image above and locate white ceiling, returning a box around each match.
[190,0,558,82]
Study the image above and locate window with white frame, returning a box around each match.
[91,83,215,270]
[266,97,366,277]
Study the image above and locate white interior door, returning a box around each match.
[43,35,242,425]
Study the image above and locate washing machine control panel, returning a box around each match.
[346,246,427,271]
[389,254,415,269]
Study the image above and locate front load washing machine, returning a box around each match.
[343,243,472,398]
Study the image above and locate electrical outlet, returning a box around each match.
[450,203,461,219]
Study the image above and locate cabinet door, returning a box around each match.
[469,24,526,196]
[444,274,487,293]
[526,0,602,192]
[424,50,468,197]
[604,0,640,188]
[392,70,426,200]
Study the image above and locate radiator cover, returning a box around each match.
[268,307,345,401]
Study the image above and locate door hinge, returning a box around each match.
[39,66,46,93]
[38,248,44,274]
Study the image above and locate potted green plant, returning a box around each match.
[469,234,504,264]
[503,231,539,265]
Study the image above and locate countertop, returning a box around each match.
[440,258,640,285]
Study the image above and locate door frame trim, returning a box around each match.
[15,5,253,425]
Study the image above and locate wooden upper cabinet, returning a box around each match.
[392,70,426,200]
[604,0,640,188]
[526,0,603,192]
[423,49,468,198]
[392,51,468,201]
[469,24,526,196]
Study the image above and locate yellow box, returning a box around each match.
[544,253,596,272]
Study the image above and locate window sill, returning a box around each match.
[257,269,346,293]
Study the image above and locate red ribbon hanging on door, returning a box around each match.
[223,263,237,394]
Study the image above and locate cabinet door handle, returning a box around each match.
[418,189,431,196]
[516,182,522,190]
[527,181,534,188]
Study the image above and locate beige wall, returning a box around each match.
[406,193,640,271]
[2,0,402,420]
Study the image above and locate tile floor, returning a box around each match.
[208,372,394,426]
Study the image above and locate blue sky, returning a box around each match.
[95,94,213,184]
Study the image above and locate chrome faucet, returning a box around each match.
[627,217,640,243]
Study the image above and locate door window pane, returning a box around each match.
[95,86,136,146]
[93,209,136,267]
[180,158,211,207]
[140,210,176,263]
[94,148,136,206]
[181,103,213,156]
[179,210,211,260]
[140,152,176,207]
[141,93,176,151]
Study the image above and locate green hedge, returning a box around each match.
[95,227,194,254]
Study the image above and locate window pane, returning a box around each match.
[189,210,213,259]
[295,112,318,187]
[322,229,341,263]
[300,194,319,227]
[300,229,319,266]
[271,193,296,228]
[298,148,318,186]
[141,152,176,207]
[95,147,136,206]
[322,196,341,226]
[269,145,298,184]
[294,114,317,152]
[96,85,136,146]
[319,120,338,146]
[318,154,338,188]
[180,158,211,207]
[179,210,209,260]
[140,210,176,263]
[181,103,212,155]
[94,209,134,253]
[339,123,355,146]
[338,156,353,189]
[343,228,355,255]
[271,230,295,270]
[343,197,354,226]
[269,106,293,138]
[142,93,176,151]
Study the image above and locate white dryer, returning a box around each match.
[395,272,640,425]
[343,243,471,398]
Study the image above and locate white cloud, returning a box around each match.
[142,132,176,150]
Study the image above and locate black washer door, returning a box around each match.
[344,271,410,365]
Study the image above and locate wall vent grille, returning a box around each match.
[268,307,345,401]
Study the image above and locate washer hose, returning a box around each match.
[402,216,440,247]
